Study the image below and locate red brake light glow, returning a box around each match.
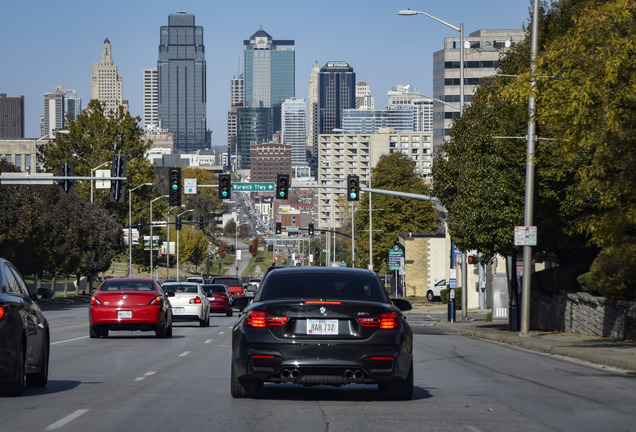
[245,310,288,328]
[149,296,162,305]
[90,296,102,306]
[189,296,202,304]
[305,301,342,305]
[0,305,4,320]
[357,312,400,329]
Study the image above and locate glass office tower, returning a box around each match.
[157,11,207,153]
[318,61,356,134]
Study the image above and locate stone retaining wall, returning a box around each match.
[531,291,636,340]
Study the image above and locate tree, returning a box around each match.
[224,219,237,237]
[180,228,209,274]
[355,153,438,272]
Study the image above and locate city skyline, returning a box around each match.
[0,0,531,147]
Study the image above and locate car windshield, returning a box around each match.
[163,284,198,293]
[258,272,386,302]
[100,280,155,291]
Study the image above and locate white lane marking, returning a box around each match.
[51,336,90,345]
[465,426,483,432]
[218,331,225,335]
[205,339,212,344]
[135,371,157,381]
[45,409,89,430]
[180,351,191,357]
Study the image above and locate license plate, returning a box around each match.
[173,307,184,314]
[307,319,338,335]
[118,310,132,319]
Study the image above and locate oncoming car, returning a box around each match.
[231,267,413,400]
[162,282,210,327]
[89,278,173,338]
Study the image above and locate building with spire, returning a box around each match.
[157,11,207,153]
[91,38,127,114]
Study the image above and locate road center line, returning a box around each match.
[180,351,191,357]
[135,371,157,381]
[45,409,89,430]
[51,336,90,345]
[204,339,212,344]
[218,331,224,335]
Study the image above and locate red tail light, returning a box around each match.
[357,312,401,329]
[189,296,202,304]
[149,296,162,305]
[90,296,102,306]
[245,310,288,328]
[0,305,5,320]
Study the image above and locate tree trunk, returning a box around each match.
[63,275,69,297]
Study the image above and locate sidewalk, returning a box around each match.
[407,303,636,372]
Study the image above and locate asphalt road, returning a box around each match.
[2,304,634,432]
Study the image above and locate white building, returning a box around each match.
[316,128,433,228]
[143,68,158,128]
[387,84,433,133]
[281,98,307,167]
[91,38,127,115]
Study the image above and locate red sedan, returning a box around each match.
[89,278,173,338]
[201,284,233,317]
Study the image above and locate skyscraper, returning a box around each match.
[243,27,295,134]
[306,61,320,159]
[143,68,158,129]
[157,11,207,153]
[227,75,244,170]
[42,86,65,138]
[281,98,307,168]
[91,38,127,114]
[318,62,356,134]
[63,89,82,122]
[0,94,24,138]
[236,107,272,170]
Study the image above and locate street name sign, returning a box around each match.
[232,182,275,192]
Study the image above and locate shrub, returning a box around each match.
[440,287,462,310]
[578,240,636,302]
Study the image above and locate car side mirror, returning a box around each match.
[391,298,412,312]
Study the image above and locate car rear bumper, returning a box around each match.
[209,299,230,311]
[232,328,412,385]
[170,304,205,321]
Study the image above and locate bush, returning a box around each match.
[578,240,636,302]
[531,264,588,294]
[440,287,462,310]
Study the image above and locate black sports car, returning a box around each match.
[231,266,413,399]
[0,258,50,396]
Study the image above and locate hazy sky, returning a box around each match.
[1,0,532,146]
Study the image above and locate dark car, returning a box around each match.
[209,276,244,299]
[0,258,50,396]
[89,278,173,338]
[202,284,233,316]
[230,266,413,400]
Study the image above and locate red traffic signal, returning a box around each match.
[467,255,478,265]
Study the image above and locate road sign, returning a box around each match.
[514,226,537,246]
[232,182,275,192]
[388,245,404,271]
[184,178,197,194]
[286,226,299,232]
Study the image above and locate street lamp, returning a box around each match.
[32,129,69,173]
[90,160,111,204]
[399,8,467,319]
[176,209,194,281]
[128,183,153,276]
[150,195,169,280]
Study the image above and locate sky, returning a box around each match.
[1,0,532,146]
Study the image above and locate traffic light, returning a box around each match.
[347,175,360,201]
[276,174,290,200]
[168,167,181,206]
[308,223,314,236]
[175,216,182,231]
[58,162,74,193]
[218,173,231,200]
[198,216,204,230]
[136,218,144,233]
[109,155,127,203]
[467,255,478,264]
[275,222,282,234]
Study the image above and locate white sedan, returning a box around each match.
[162,282,210,327]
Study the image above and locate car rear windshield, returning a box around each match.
[202,285,226,294]
[212,278,241,286]
[100,280,155,291]
[162,284,198,293]
[258,272,386,302]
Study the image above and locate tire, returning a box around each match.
[26,335,49,387]
[3,341,25,396]
[101,329,109,338]
[166,323,173,338]
[89,326,99,339]
[230,361,261,399]
[226,308,233,317]
[380,361,413,401]
[200,313,210,327]
[426,290,435,302]
[155,323,167,338]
